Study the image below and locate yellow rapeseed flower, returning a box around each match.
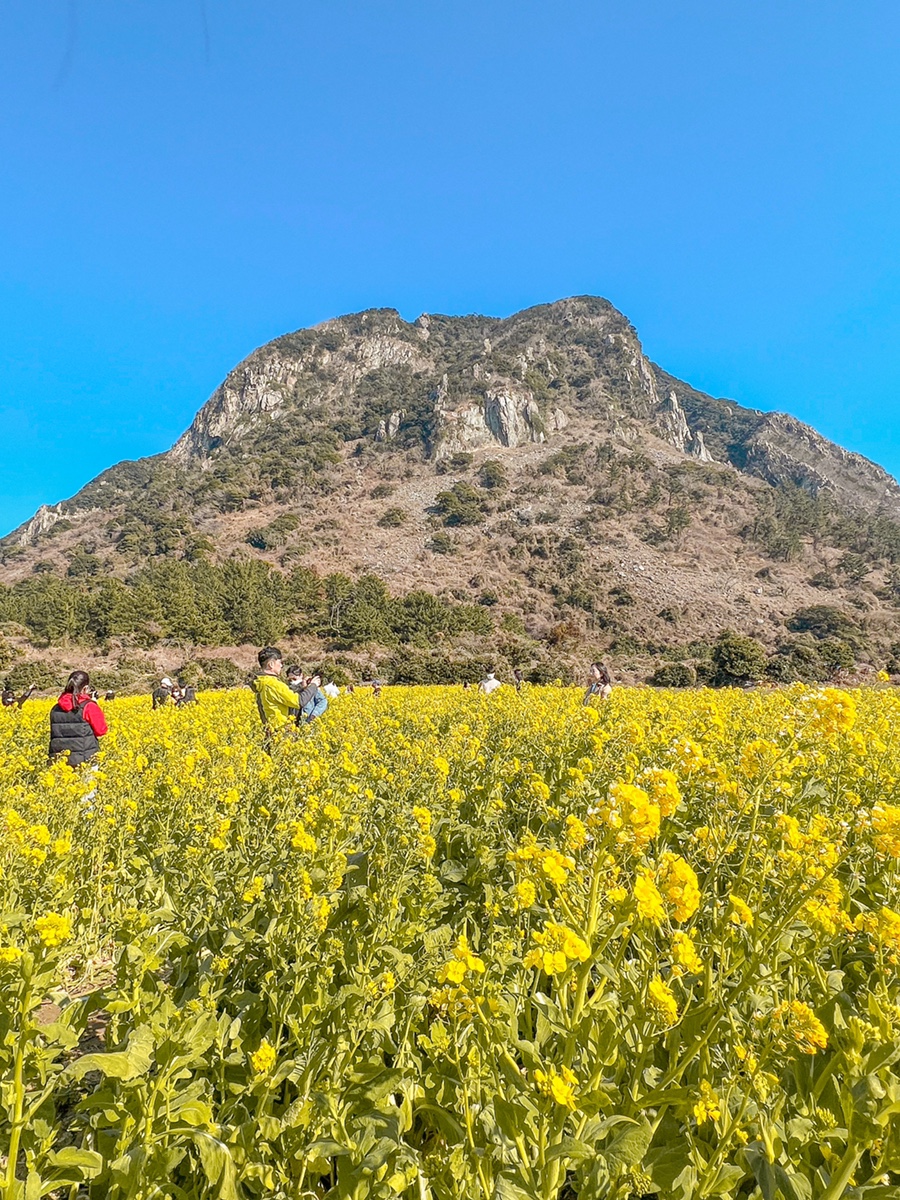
[534,1065,578,1110]
[728,894,754,928]
[671,931,703,974]
[771,1001,828,1054]
[249,1039,277,1075]
[647,977,678,1026]
[524,922,590,975]
[658,852,700,922]
[693,1080,721,1125]
[34,912,73,948]
[634,869,666,925]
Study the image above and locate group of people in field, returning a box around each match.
[151,677,197,709]
[34,655,613,769]
[251,646,330,740]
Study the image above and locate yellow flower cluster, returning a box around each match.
[34,911,73,948]
[524,923,590,975]
[872,804,900,858]
[658,853,700,922]
[436,934,486,985]
[249,1039,277,1075]
[647,977,679,1026]
[771,1000,829,1054]
[508,835,575,890]
[600,782,661,851]
[534,1064,579,1109]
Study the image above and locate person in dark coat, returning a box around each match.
[48,671,108,767]
[152,678,174,709]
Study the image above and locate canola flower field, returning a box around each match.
[1,685,900,1200]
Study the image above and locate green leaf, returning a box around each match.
[347,1067,405,1103]
[671,1164,698,1200]
[193,1132,240,1200]
[67,1025,154,1082]
[304,1139,350,1158]
[604,1117,651,1169]
[493,1096,536,1144]
[358,1136,398,1173]
[495,1175,536,1200]
[706,1163,747,1195]
[744,1143,776,1200]
[109,1148,148,1200]
[46,1148,103,1179]
[645,1141,693,1191]
[545,1137,595,1164]
[775,1165,813,1200]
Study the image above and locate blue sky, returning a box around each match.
[1,0,899,535]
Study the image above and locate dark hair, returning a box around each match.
[64,670,90,695]
[257,647,283,669]
[286,664,303,679]
[593,662,612,683]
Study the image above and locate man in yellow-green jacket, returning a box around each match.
[251,647,300,745]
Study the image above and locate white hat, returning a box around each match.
[161,677,173,688]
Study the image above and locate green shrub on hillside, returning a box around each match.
[648,662,696,688]
[377,507,407,528]
[710,631,767,687]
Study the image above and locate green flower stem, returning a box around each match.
[819,1141,863,1200]
[3,953,33,1200]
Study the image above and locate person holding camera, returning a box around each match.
[48,671,107,768]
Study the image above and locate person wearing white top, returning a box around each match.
[479,672,502,695]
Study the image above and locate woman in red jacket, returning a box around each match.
[48,671,108,767]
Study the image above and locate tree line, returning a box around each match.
[0,561,492,650]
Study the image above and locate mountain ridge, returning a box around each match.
[3,295,900,687]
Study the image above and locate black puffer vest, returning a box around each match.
[49,700,99,767]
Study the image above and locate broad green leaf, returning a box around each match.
[604,1117,651,1169]
[193,1132,240,1200]
[495,1174,537,1200]
[545,1137,595,1164]
[744,1143,777,1200]
[67,1025,154,1082]
[46,1148,103,1178]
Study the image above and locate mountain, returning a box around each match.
[3,296,900,687]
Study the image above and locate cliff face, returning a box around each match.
[656,369,900,519]
[165,298,665,469]
[127,295,761,489]
[155,297,900,523]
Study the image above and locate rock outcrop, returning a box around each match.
[12,504,67,547]
[736,412,900,516]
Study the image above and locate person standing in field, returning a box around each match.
[2,682,36,708]
[152,677,174,709]
[49,670,108,767]
[252,647,301,745]
[479,670,502,695]
[583,662,613,705]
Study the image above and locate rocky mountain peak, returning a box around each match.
[5,296,900,564]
